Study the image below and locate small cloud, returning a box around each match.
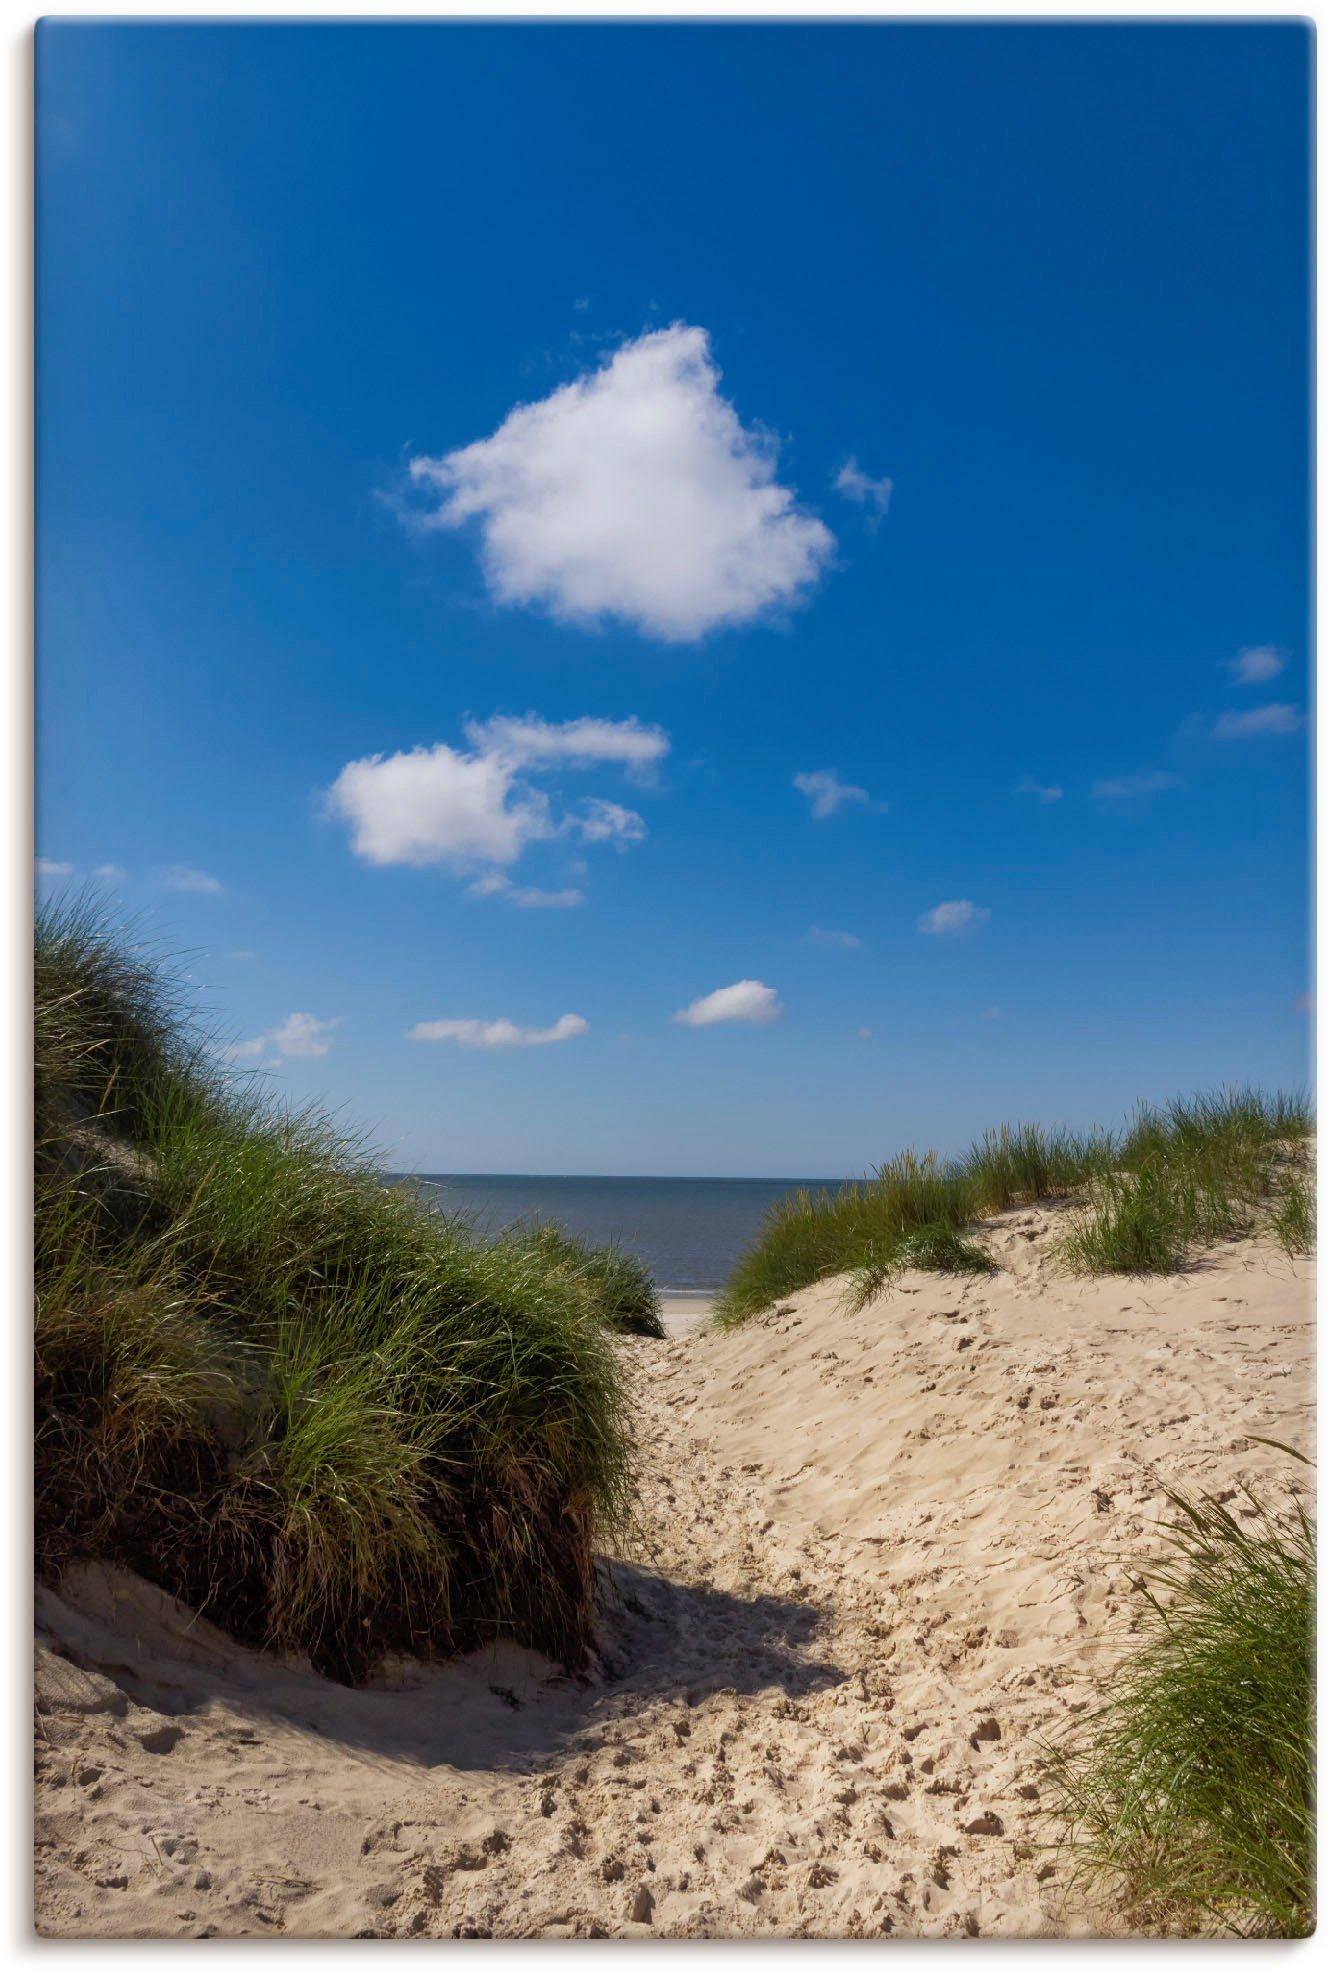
[327,713,665,888]
[92,863,127,883]
[1092,770,1182,802]
[35,858,75,880]
[672,979,783,1028]
[1212,703,1303,740]
[401,323,834,642]
[573,295,590,312]
[856,1026,872,1041]
[1014,776,1063,805]
[834,456,893,528]
[409,1012,589,1048]
[270,1012,341,1058]
[1292,993,1314,1015]
[571,798,647,846]
[794,769,874,820]
[222,1035,269,1065]
[806,927,863,950]
[509,885,585,909]
[918,899,990,937]
[227,949,257,962]
[981,1004,1002,1021]
[225,1011,340,1065]
[467,872,585,909]
[1226,643,1286,685]
[158,864,223,895]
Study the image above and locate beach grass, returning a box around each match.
[717,1089,1311,1323]
[35,900,633,1681]
[501,1219,665,1337]
[1045,1458,1315,1936]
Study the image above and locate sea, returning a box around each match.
[408,1174,846,1291]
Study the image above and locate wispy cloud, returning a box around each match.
[1226,643,1286,685]
[399,324,834,642]
[806,927,863,950]
[672,979,783,1027]
[1015,776,1063,805]
[409,1012,589,1048]
[158,865,224,895]
[35,858,74,880]
[918,899,990,936]
[224,1011,340,1067]
[1092,770,1182,802]
[794,769,875,820]
[833,456,893,528]
[92,863,127,883]
[1212,702,1303,740]
[327,713,665,894]
[468,875,585,909]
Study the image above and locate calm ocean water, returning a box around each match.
[407,1174,845,1290]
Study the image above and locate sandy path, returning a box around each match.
[35,1210,1313,1937]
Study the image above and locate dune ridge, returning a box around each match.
[35,1204,1312,1938]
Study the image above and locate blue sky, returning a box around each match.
[36,20,1312,1176]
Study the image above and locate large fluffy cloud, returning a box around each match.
[409,1013,589,1048]
[404,326,835,642]
[672,979,783,1027]
[326,713,665,889]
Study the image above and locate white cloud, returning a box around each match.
[35,858,74,880]
[1092,770,1182,801]
[1212,703,1303,740]
[327,713,664,891]
[403,324,835,642]
[571,799,647,846]
[1227,643,1286,685]
[328,743,548,869]
[672,979,783,1027]
[509,884,585,909]
[222,1035,268,1065]
[806,927,863,950]
[918,899,990,936]
[834,456,893,526]
[794,769,873,820]
[409,1012,589,1048]
[271,1012,341,1058]
[158,865,223,895]
[224,1011,340,1066]
[1015,776,1063,804]
[92,862,127,883]
[464,713,667,775]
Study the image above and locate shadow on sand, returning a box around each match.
[37,1555,845,1778]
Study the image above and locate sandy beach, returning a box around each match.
[34,1204,1312,1938]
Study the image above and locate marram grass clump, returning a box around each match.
[717,1091,1311,1323]
[35,901,633,1682]
[501,1220,664,1337]
[1045,1456,1315,1937]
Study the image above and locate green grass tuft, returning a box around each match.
[35,903,634,1682]
[718,1087,1311,1323]
[501,1220,664,1337]
[1045,1459,1315,1937]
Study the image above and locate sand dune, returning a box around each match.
[34,1206,1313,1937]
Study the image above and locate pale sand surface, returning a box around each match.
[35,1206,1312,1938]
[659,1292,715,1339]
